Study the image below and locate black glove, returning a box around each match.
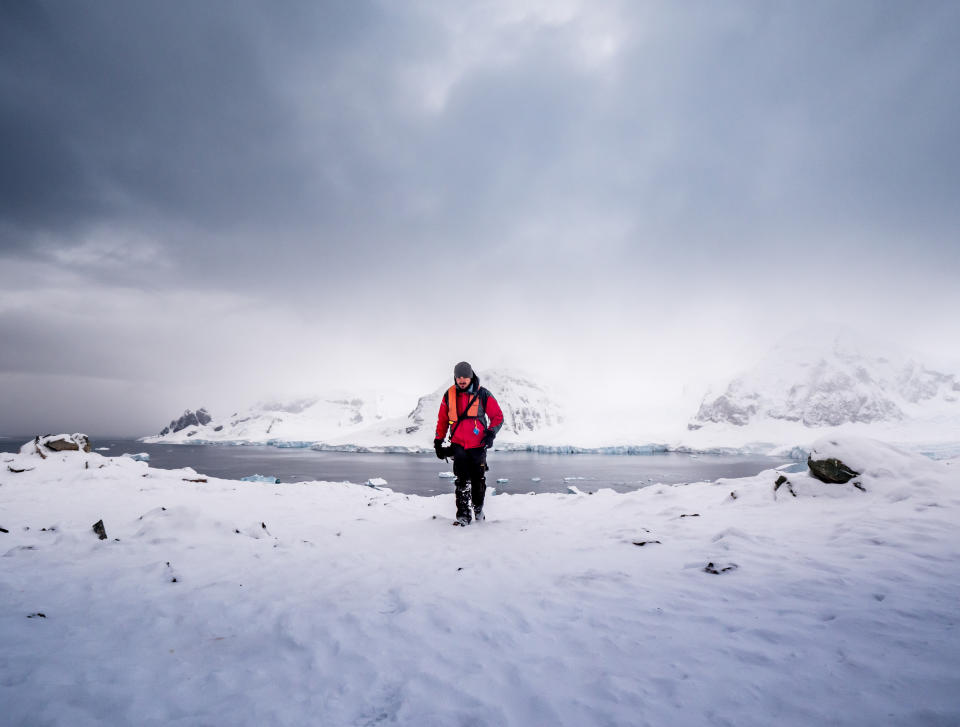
[434,438,445,459]
[482,431,496,449]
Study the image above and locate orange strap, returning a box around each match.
[447,385,479,426]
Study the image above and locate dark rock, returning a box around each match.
[632,540,661,546]
[808,456,860,484]
[774,475,797,498]
[27,613,46,618]
[213,425,223,432]
[704,562,739,574]
[160,408,212,436]
[92,519,107,540]
[42,434,92,453]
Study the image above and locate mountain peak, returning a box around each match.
[690,331,959,429]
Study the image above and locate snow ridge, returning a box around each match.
[691,333,960,429]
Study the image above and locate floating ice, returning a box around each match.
[496,478,509,484]
[531,477,542,482]
[122,452,150,462]
[240,474,280,483]
[365,478,388,488]
[438,471,455,479]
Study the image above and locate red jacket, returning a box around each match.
[435,374,504,449]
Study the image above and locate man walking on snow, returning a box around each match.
[434,361,504,526]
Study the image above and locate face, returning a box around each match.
[455,376,471,390]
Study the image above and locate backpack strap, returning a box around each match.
[449,388,482,439]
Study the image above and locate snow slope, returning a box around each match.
[141,392,400,446]
[691,332,960,429]
[319,369,567,451]
[143,370,568,452]
[2,437,959,726]
[681,332,960,456]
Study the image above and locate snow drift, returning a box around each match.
[2,435,959,726]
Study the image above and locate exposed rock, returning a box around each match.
[807,456,860,484]
[41,434,92,453]
[92,519,107,540]
[774,474,797,498]
[159,409,211,436]
[704,562,739,574]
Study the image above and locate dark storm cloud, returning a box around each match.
[3,1,959,272]
[0,1,384,247]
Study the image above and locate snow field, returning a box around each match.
[1,440,959,726]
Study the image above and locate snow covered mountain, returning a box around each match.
[689,333,960,430]
[142,370,566,450]
[142,394,396,445]
[332,369,566,449]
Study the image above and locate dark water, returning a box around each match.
[1,437,793,495]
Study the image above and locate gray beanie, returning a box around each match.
[454,361,473,379]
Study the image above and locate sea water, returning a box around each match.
[1,437,792,495]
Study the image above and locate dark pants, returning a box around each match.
[452,446,486,520]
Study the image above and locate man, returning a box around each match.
[434,361,504,526]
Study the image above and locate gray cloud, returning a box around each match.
[2,0,959,434]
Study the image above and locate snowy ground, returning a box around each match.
[2,437,959,726]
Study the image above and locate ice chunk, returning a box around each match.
[123,452,150,462]
[365,477,388,488]
[531,477,542,482]
[438,471,455,479]
[240,474,280,483]
[496,478,509,484]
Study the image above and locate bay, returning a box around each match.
[1,437,794,495]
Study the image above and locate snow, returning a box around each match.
[2,436,959,725]
[141,390,406,446]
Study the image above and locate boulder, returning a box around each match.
[807,456,860,484]
[39,434,92,453]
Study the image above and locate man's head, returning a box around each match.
[454,361,473,390]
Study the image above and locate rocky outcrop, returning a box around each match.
[807,456,860,484]
[159,409,211,436]
[38,433,92,453]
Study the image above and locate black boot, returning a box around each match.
[455,478,472,525]
[472,476,486,521]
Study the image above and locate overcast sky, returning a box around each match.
[2,0,959,436]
